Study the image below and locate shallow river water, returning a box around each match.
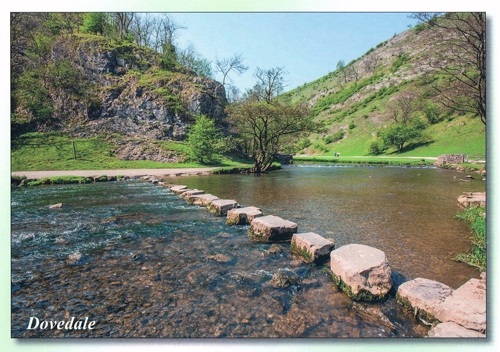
[11,165,485,338]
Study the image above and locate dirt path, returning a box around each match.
[11,168,218,179]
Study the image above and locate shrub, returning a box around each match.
[454,206,486,271]
[186,114,225,164]
[368,140,386,155]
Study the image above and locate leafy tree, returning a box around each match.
[228,100,314,172]
[186,115,226,164]
[379,123,423,153]
[411,12,486,124]
[81,13,111,35]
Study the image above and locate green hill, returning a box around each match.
[280,14,486,159]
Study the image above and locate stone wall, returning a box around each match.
[437,154,466,164]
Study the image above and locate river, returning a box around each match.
[11,164,485,338]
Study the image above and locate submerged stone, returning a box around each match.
[270,269,302,288]
[49,203,63,209]
[208,199,239,216]
[330,244,392,301]
[248,215,298,242]
[291,232,335,264]
[226,206,263,225]
[396,278,453,325]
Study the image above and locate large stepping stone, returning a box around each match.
[291,232,335,264]
[396,278,453,325]
[330,244,392,301]
[190,194,219,206]
[428,322,486,338]
[248,215,298,242]
[208,199,239,216]
[435,277,486,333]
[226,206,263,225]
[457,192,486,207]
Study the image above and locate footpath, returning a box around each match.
[11,168,218,179]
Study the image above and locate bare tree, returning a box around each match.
[411,12,486,124]
[215,53,248,96]
[387,91,419,125]
[253,66,287,103]
[157,13,185,54]
[113,12,134,39]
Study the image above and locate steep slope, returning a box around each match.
[281,20,486,157]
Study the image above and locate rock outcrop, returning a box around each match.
[457,192,486,208]
[330,244,392,301]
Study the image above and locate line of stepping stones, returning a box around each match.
[147,177,486,338]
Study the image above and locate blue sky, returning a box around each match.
[169,13,420,93]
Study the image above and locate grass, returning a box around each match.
[454,206,486,271]
[11,132,251,172]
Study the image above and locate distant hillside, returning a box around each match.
[280,16,486,158]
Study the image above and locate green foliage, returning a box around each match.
[392,54,409,72]
[368,140,386,155]
[186,115,226,164]
[454,206,486,271]
[81,13,111,35]
[348,122,356,130]
[379,123,423,152]
[323,131,344,144]
[413,23,429,34]
[15,69,53,121]
[423,104,444,124]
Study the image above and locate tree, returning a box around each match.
[252,67,287,103]
[410,12,486,124]
[379,122,425,153]
[227,101,313,173]
[186,115,226,164]
[386,91,419,125]
[177,44,213,78]
[113,12,134,39]
[81,13,111,36]
[215,53,248,97]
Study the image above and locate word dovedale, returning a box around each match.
[27,316,96,330]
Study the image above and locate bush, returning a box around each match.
[323,131,344,144]
[379,123,423,152]
[368,140,386,155]
[186,114,225,164]
[423,104,443,124]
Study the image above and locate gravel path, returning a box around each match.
[11,168,218,179]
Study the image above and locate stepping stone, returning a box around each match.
[435,277,486,333]
[457,192,486,207]
[396,278,453,325]
[291,232,335,264]
[191,194,219,206]
[170,185,188,194]
[180,189,205,199]
[248,215,298,242]
[208,199,239,216]
[428,322,486,338]
[330,244,392,301]
[226,206,263,225]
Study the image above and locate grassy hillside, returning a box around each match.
[280,20,486,159]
